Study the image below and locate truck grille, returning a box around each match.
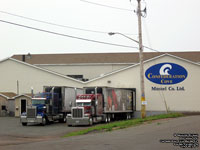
[72,108,83,118]
[27,108,36,118]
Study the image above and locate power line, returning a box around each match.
[0,19,138,49]
[80,0,134,12]
[143,45,160,53]
[0,10,107,34]
[0,10,137,36]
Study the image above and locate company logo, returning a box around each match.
[145,63,188,85]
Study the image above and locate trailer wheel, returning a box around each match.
[89,118,93,126]
[129,114,132,119]
[105,116,108,123]
[105,115,111,123]
[126,114,131,120]
[107,115,111,123]
[22,123,27,126]
[126,114,129,120]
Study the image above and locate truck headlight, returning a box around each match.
[67,114,72,117]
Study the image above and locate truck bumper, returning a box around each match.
[67,117,90,126]
[20,116,43,123]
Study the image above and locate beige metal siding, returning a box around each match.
[0,59,83,94]
[87,55,200,112]
[37,64,130,79]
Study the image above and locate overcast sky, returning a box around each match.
[0,0,200,60]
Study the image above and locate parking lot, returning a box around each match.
[0,117,89,146]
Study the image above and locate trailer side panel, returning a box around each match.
[104,88,135,112]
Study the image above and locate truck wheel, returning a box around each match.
[22,123,27,126]
[42,117,46,126]
[63,117,66,123]
[59,117,66,123]
[89,118,93,126]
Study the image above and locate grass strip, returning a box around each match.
[63,113,183,138]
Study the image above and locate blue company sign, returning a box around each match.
[145,63,188,85]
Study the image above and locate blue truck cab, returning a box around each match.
[20,92,64,126]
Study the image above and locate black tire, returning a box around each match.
[41,117,46,126]
[22,123,27,126]
[89,118,93,126]
[105,117,108,123]
[59,116,66,123]
[108,115,111,123]
[63,117,66,123]
[126,114,129,120]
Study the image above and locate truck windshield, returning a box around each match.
[32,100,46,105]
[76,102,91,107]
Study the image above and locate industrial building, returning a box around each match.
[0,52,200,117]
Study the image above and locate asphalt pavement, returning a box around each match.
[0,117,89,146]
[1,115,200,150]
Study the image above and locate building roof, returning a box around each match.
[88,53,200,83]
[11,51,200,64]
[12,94,32,99]
[0,92,17,99]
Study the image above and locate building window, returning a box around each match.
[67,75,83,79]
[2,105,6,110]
[67,75,89,82]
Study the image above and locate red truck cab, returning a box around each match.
[76,94,103,116]
[67,94,104,126]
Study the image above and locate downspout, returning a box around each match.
[94,87,98,116]
[51,87,55,114]
[74,87,77,107]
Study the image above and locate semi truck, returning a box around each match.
[20,86,83,126]
[67,87,136,126]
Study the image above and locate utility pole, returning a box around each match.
[137,0,146,118]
